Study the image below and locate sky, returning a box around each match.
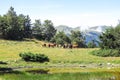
[1,0,120,29]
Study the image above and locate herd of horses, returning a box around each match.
[42,43,78,49]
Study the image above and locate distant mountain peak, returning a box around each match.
[55,25,111,45]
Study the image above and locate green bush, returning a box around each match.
[91,49,120,57]
[19,52,49,62]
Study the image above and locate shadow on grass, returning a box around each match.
[0,61,7,65]
[0,67,49,75]
[0,67,23,75]
[26,69,49,74]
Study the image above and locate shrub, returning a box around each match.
[19,52,49,62]
[19,52,35,61]
[35,54,49,62]
[91,49,120,57]
[0,61,7,64]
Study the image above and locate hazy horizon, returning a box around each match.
[1,0,120,28]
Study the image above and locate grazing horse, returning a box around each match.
[68,44,73,49]
[42,43,46,47]
[72,44,78,48]
[63,45,66,48]
[63,44,68,48]
[48,43,56,48]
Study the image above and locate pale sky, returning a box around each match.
[0,0,120,28]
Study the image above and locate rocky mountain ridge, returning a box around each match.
[55,25,112,45]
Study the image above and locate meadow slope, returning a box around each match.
[0,39,120,69]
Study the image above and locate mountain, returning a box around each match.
[82,28,101,45]
[83,25,111,45]
[88,26,111,32]
[55,25,111,45]
[55,25,72,34]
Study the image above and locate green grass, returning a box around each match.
[1,39,120,79]
[0,39,120,67]
[0,71,120,80]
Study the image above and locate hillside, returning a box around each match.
[0,39,120,66]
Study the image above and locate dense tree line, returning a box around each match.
[100,24,120,50]
[0,7,32,40]
[32,19,56,41]
[0,7,57,41]
[50,31,71,45]
[70,30,86,47]
[0,7,95,48]
[50,30,86,48]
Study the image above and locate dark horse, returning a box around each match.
[42,43,46,47]
[48,43,56,48]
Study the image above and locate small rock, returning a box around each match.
[107,63,111,65]
[80,65,86,67]
[98,63,102,66]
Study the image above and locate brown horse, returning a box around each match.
[42,43,46,47]
[72,44,78,48]
[48,43,56,48]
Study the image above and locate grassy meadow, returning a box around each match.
[0,39,120,66]
[0,39,120,80]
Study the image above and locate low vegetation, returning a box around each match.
[19,52,49,62]
[91,49,120,57]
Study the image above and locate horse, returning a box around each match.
[72,44,78,48]
[42,43,46,47]
[63,44,68,48]
[48,43,56,48]
[68,44,73,49]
